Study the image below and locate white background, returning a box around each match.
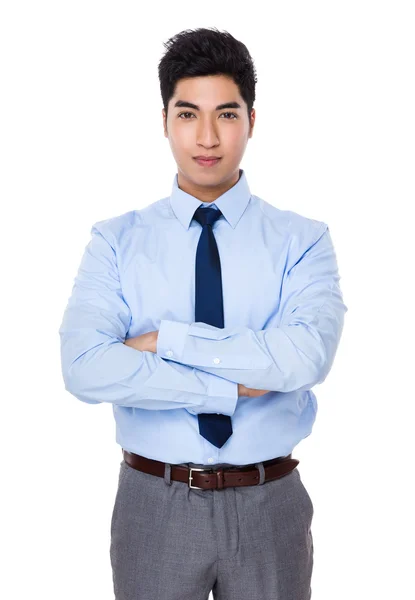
[1,1,414,598]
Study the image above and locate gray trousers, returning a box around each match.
[110,458,314,600]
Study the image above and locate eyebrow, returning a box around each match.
[173,100,242,111]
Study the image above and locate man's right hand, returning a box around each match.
[238,383,270,397]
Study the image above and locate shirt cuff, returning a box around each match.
[187,371,238,416]
[207,372,238,415]
[157,319,190,361]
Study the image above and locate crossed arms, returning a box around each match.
[59,221,347,416]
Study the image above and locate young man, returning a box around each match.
[59,27,347,600]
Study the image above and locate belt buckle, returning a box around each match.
[188,467,211,489]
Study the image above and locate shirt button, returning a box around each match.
[213,357,221,364]
[166,350,173,357]
[207,457,214,464]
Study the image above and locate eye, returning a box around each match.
[220,112,238,119]
[177,112,195,119]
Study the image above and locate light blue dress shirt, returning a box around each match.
[59,169,348,466]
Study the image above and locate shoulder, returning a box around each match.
[253,194,328,243]
[89,196,170,248]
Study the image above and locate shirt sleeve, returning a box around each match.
[157,223,348,393]
[58,223,238,414]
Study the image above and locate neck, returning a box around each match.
[177,169,241,203]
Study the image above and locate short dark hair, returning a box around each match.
[158,27,257,120]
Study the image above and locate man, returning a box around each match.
[59,26,347,600]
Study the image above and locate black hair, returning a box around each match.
[158,27,257,120]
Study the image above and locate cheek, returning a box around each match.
[169,129,194,155]
[224,126,247,148]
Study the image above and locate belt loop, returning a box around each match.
[255,462,265,485]
[164,462,172,486]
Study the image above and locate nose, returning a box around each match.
[196,116,219,149]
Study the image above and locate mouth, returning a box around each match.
[193,157,222,167]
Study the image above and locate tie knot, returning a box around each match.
[193,206,223,228]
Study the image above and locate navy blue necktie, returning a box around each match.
[192,206,233,449]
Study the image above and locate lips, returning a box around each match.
[193,157,222,167]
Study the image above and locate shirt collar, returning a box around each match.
[169,168,252,230]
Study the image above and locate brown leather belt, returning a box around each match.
[123,449,299,490]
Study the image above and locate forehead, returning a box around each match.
[171,75,242,105]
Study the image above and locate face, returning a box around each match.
[162,74,255,201]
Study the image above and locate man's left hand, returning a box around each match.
[124,330,158,353]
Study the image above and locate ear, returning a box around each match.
[248,108,256,139]
[162,108,168,137]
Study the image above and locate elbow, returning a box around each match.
[61,360,102,405]
[306,360,330,388]
[302,335,333,388]
[281,362,327,393]
[295,313,344,389]
[280,337,330,392]
[307,336,342,388]
[274,309,345,392]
